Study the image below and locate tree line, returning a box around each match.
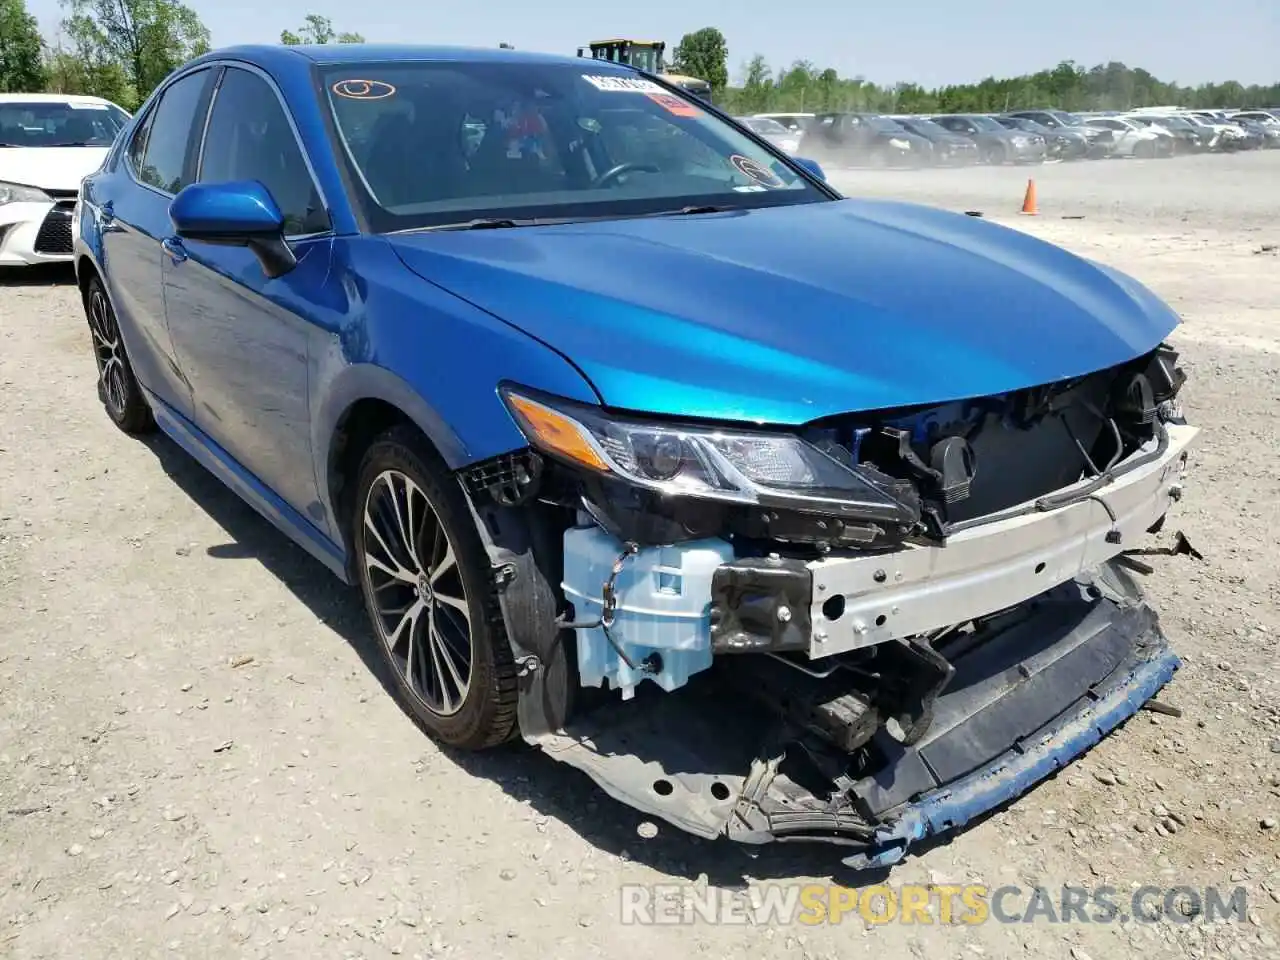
[662,27,1279,115]
[0,0,360,110]
[719,56,1280,115]
[2,4,1276,115]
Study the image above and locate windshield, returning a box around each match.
[1050,111,1086,127]
[0,100,128,147]
[864,115,905,133]
[900,117,948,136]
[628,47,660,74]
[1156,117,1192,130]
[321,61,823,231]
[966,115,1004,132]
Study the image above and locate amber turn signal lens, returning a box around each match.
[505,394,610,472]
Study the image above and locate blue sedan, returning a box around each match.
[75,43,1198,868]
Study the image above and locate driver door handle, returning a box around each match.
[98,201,122,233]
[161,236,187,264]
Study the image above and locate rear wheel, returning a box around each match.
[84,276,154,434]
[352,426,518,749]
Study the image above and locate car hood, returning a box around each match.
[388,198,1179,424]
[0,146,110,192]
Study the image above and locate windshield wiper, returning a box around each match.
[427,217,532,231]
[661,205,734,216]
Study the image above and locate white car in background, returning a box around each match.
[0,93,130,267]
[735,115,802,154]
[1184,111,1250,149]
[1078,115,1169,157]
[752,112,815,136]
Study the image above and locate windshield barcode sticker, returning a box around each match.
[647,93,697,117]
[582,75,663,93]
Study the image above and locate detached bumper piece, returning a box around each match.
[840,602,1177,870]
[529,572,1177,866]
[529,407,1195,865]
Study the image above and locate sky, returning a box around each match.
[26,0,1280,89]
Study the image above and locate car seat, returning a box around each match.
[361,91,470,208]
[60,114,98,144]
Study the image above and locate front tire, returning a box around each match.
[84,277,155,434]
[352,426,518,750]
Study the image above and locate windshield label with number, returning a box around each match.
[582,75,663,93]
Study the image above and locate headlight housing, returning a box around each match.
[501,388,919,524]
[0,181,52,206]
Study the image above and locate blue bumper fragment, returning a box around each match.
[842,645,1181,871]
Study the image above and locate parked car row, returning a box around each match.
[747,106,1280,168]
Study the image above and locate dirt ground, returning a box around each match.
[2,151,1278,960]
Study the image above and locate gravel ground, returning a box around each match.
[2,151,1278,960]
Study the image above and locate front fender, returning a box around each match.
[73,178,108,290]
[311,359,470,499]
[309,237,602,542]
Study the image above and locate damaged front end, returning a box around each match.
[462,342,1197,868]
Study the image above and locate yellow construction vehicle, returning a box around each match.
[576,39,712,101]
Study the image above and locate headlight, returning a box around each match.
[501,388,918,523]
[0,181,51,206]
[780,138,799,153]
[888,137,910,150]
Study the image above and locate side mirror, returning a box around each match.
[793,156,826,182]
[169,180,297,279]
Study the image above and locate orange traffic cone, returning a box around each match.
[1020,179,1038,215]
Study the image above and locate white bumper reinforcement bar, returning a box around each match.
[806,424,1199,658]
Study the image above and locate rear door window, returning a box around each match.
[135,68,213,194]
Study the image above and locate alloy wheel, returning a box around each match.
[88,288,129,419]
[360,469,474,716]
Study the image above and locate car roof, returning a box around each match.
[195,43,602,69]
[0,92,121,106]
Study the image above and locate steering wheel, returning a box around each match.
[592,162,660,188]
